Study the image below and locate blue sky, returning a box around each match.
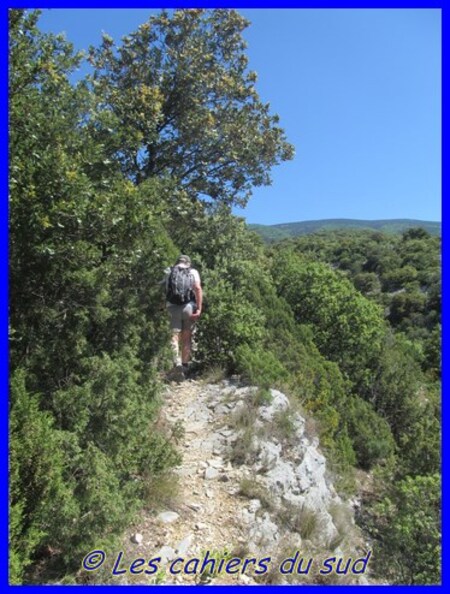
[37,8,441,225]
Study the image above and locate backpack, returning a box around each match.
[166,266,195,305]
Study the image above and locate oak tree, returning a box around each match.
[87,9,294,207]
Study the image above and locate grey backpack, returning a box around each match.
[166,266,194,305]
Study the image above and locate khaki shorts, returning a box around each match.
[167,302,196,332]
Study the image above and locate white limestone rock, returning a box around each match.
[204,467,220,480]
[157,511,180,524]
[176,534,194,556]
[258,389,290,422]
[158,546,177,563]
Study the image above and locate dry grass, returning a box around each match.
[252,387,273,407]
[272,409,296,442]
[143,470,181,511]
[229,426,258,465]
[200,364,227,384]
[276,502,320,542]
[238,477,275,512]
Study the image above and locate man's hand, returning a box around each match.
[191,310,201,320]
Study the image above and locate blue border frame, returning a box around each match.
[441,1,447,591]
[3,1,445,591]
[2,1,447,7]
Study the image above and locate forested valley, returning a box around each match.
[9,9,441,585]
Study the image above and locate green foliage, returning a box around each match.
[186,211,272,369]
[333,426,357,470]
[368,474,441,584]
[9,11,180,582]
[371,334,423,441]
[279,228,440,368]
[344,396,396,469]
[87,9,293,207]
[198,277,266,367]
[265,230,440,584]
[397,381,441,477]
[9,370,77,583]
[353,271,381,294]
[388,290,427,328]
[235,344,288,389]
[367,332,440,477]
[253,387,274,406]
[50,350,180,480]
[143,471,180,511]
[271,249,386,391]
[423,323,441,378]
[10,358,181,582]
[67,443,129,557]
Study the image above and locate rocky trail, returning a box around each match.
[116,377,371,585]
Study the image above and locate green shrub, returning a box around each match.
[9,357,180,582]
[235,344,288,389]
[271,251,387,392]
[345,396,396,469]
[368,474,441,584]
[9,369,77,583]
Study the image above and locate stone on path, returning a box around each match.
[187,502,203,512]
[176,534,194,556]
[204,467,220,480]
[158,545,177,562]
[157,511,180,524]
[207,458,224,469]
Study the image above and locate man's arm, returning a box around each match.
[192,282,203,319]
[190,269,202,319]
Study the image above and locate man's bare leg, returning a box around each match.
[181,329,192,366]
[171,331,182,366]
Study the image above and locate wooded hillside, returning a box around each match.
[250,219,441,242]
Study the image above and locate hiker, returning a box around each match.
[165,255,202,377]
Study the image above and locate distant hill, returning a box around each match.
[249,219,441,242]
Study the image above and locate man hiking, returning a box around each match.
[165,254,202,380]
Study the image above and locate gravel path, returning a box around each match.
[117,379,257,585]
